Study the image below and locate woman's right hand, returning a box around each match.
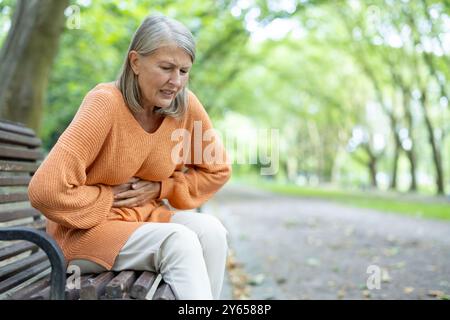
[111,177,140,199]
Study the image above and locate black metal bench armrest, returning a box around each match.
[0,227,66,300]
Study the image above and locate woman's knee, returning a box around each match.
[198,214,229,246]
[162,224,203,255]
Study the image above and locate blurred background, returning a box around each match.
[0,0,449,299]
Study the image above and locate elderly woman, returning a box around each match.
[28,14,231,300]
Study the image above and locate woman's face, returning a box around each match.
[129,45,192,110]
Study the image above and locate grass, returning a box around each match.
[235,178,450,221]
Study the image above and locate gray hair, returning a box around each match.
[118,14,196,118]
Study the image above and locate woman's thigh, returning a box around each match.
[69,212,227,274]
[170,210,228,240]
[69,221,194,274]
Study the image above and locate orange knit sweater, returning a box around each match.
[28,83,231,270]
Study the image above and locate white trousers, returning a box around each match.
[69,211,229,300]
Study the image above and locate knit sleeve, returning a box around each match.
[157,91,232,210]
[28,88,115,229]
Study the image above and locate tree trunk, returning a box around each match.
[363,144,379,188]
[405,149,417,192]
[0,0,69,133]
[390,139,400,190]
[420,91,445,194]
[368,157,378,188]
[402,89,418,192]
[382,50,419,193]
[404,5,445,194]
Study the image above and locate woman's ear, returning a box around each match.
[129,50,140,75]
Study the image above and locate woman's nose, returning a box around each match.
[168,70,181,87]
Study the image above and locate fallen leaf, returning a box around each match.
[391,261,406,269]
[329,243,344,250]
[306,257,321,267]
[383,247,399,257]
[381,268,391,283]
[239,234,249,241]
[248,273,265,286]
[226,249,251,299]
[283,219,299,228]
[362,290,371,298]
[386,234,397,243]
[403,287,414,294]
[427,290,446,298]
[337,289,345,299]
[344,226,354,236]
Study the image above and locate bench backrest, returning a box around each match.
[0,119,50,298]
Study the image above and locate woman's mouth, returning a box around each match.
[160,90,175,98]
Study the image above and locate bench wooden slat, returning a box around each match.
[0,121,36,137]
[12,217,46,229]
[0,250,47,281]
[0,260,50,294]
[0,176,31,186]
[0,241,38,261]
[29,285,50,300]
[99,293,133,300]
[0,192,29,204]
[0,160,40,173]
[0,145,43,161]
[130,271,157,299]
[153,280,176,300]
[0,129,41,148]
[64,283,79,300]
[80,272,115,300]
[30,273,89,300]
[8,276,50,300]
[105,271,137,299]
[0,205,40,222]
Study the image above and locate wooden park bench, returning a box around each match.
[0,119,176,300]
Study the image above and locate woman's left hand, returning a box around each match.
[112,178,161,208]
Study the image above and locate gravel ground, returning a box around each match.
[208,183,450,300]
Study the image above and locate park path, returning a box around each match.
[211,183,450,300]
